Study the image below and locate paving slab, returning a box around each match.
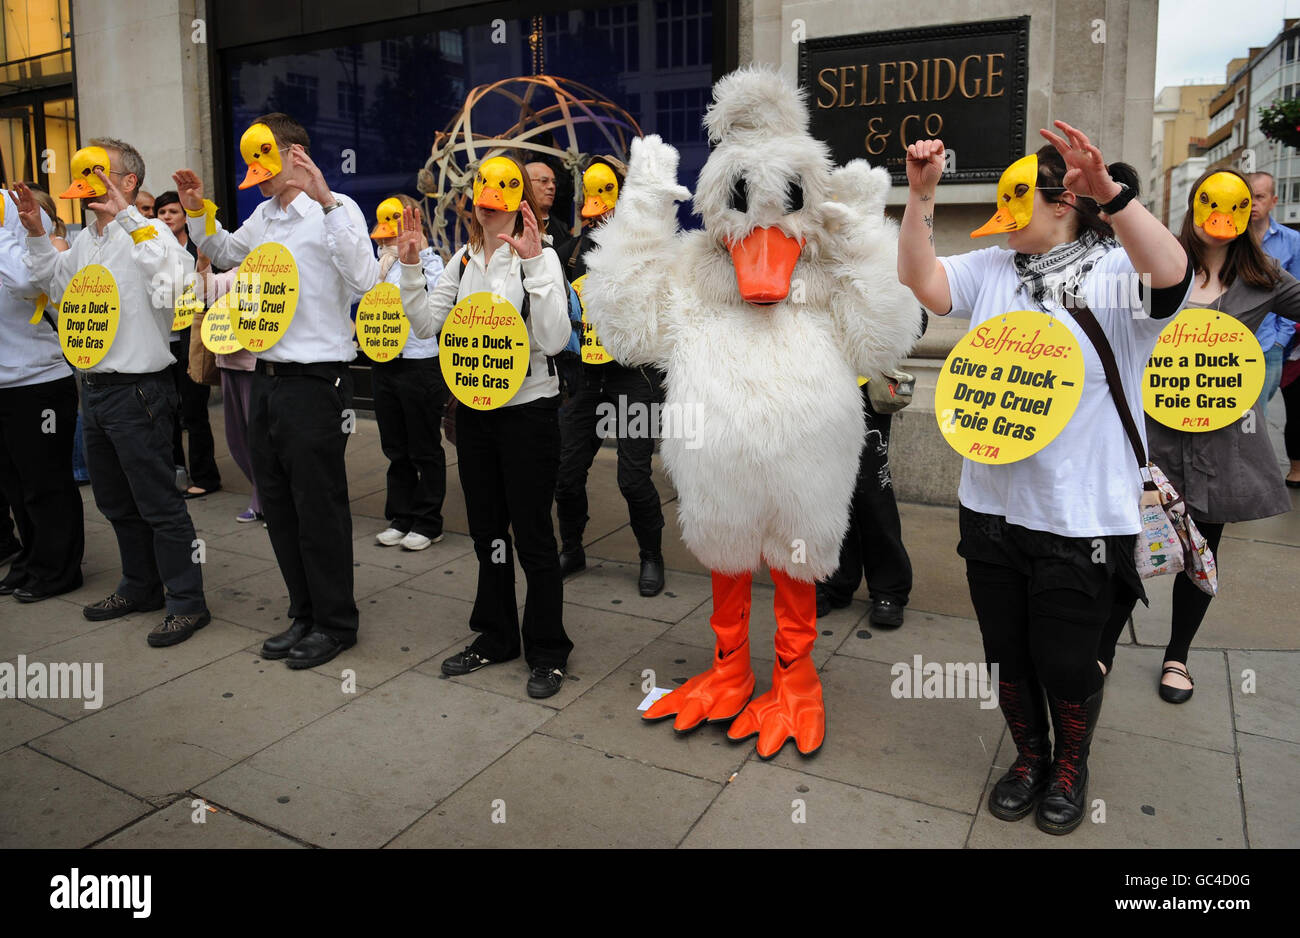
[186,490,268,540]
[0,745,150,848]
[0,590,118,661]
[202,522,277,562]
[197,671,553,848]
[969,728,1245,848]
[388,733,719,848]
[1101,647,1235,754]
[829,607,985,669]
[563,559,712,624]
[1227,650,1299,744]
[682,760,971,848]
[31,653,348,799]
[1237,733,1300,849]
[414,600,669,710]
[586,498,708,577]
[539,638,770,780]
[191,546,279,591]
[0,700,67,754]
[768,654,1003,815]
[895,502,975,620]
[94,797,304,849]
[350,528,477,577]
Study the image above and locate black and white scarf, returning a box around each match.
[1013,228,1118,309]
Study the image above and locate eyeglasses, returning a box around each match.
[529,177,556,188]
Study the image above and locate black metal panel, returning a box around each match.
[303,0,422,34]
[213,0,304,49]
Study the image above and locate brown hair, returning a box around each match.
[467,154,541,252]
[1178,167,1280,290]
[24,184,66,240]
[253,112,310,155]
[1034,143,1140,241]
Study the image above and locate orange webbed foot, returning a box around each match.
[643,640,756,732]
[727,655,824,758]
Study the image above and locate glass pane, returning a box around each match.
[42,95,78,227]
[0,104,34,182]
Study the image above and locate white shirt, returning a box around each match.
[25,205,186,375]
[380,247,444,360]
[0,193,67,388]
[399,243,570,406]
[191,190,378,364]
[940,245,1188,537]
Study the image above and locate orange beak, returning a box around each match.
[971,203,1017,238]
[59,178,98,199]
[581,196,610,218]
[475,187,509,212]
[239,162,275,190]
[1203,211,1238,240]
[728,227,803,305]
[370,223,399,240]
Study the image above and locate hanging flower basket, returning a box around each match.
[1259,98,1300,149]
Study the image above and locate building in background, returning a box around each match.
[1148,82,1219,226]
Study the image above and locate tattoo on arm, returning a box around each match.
[919,194,932,202]
[923,213,934,247]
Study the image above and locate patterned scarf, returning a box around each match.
[1013,228,1118,309]
[378,244,400,280]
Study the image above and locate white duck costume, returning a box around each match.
[582,68,919,758]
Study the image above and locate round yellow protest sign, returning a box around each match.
[439,291,530,410]
[201,294,243,355]
[172,282,203,332]
[232,242,299,352]
[59,264,119,369]
[571,274,612,365]
[934,309,1085,464]
[356,282,408,363]
[1143,307,1265,432]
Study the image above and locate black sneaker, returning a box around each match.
[147,610,211,647]
[869,598,905,629]
[527,666,566,699]
[84,592,165,622]
[441,648,494,676]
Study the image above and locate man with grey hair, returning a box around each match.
[1247,171,1300,421]
[14,138,210,646]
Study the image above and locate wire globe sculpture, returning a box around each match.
[417,74,642,257]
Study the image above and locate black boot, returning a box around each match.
[558,543,586,578]
[1037,687,1104,835]
[636,529,664,597]
[988,677,1052,821]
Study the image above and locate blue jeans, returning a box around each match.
[1260,343,1285,421]
[72,411,90,482]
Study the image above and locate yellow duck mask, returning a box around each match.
[60,146,111,199]
[473,157,524,212]
[581,162,620,218]
[971,153,1038,238]
[1193,172,1251,241]
[239,123,282,190]
[370,197,404,240]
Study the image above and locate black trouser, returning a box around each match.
[250,363,357,642]
[554,363,664,551]
[0,376,84,594]
[371,357,448,538]
[169,331,220,490]
[81,371,206,614]
[820,393,913,606]
[959,507,1139,701]
[1283,375,1300,460]
[457,396,571,669]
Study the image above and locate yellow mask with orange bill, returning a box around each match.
[972,154,1038,238]
[370,197,404,240]
[1192,172,1251,240]
[239,123,282,190]
[473,157,524,212]
[60,146,111,199]
[581,162,620,218]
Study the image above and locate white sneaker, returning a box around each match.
[400,531,443,551]
[376,527,406,546]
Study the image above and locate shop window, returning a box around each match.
[655,0,711,70]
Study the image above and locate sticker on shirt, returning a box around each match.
[355,282,408,363]
[570,274,611,365]
[232,242,299,352]
[59,264,119,369]
[934,309,1085,464]
[440,291,530,410]
[1143,307,1265,432]
[172,281,204,332]
[201,294,243,355]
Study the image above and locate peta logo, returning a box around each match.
[49,868,151,918]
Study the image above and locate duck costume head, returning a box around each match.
[60,146,112,200]
[581,157,625,219]
[1192,171,1251,241]
[971,153,1039,238]
[579,67,920,760]
[239,122,282,190]
[370,197,404,240]
[472,156,524,213]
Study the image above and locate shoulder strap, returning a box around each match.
[566,232,587,274]
[1068,303,1150,475]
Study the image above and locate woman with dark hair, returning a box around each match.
[1099,167,1300,703]
[898,123,1192,835]
[397,154,575,699]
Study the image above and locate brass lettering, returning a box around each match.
[839,65,856,108]
[986,52,1005,98]
[933,57,957,100]
[901,113,920,144]
[816,67,838,108]
[860,63,877,106]
[959,54,982,98]
[900,59,918,102]
[879,61,896,103]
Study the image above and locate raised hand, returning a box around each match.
[172,170,205,212]
[12,182,46,236]
[905,139,945,193]
[280,145,333,205]
[397,206,423,264]
[627,135,692,204]
[88,168,129,217]
[1040,121,1120,203]
[498,201,543,259]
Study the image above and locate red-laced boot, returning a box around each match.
[987,677,1052,821]
[1037,687,1104,835]
[643,571,755,731]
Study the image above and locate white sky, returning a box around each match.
[1155,0,1300,90]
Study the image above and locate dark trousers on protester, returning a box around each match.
[0,376,84,594]
[457,396,572,669]
[81,371,205,614]
[169,331,220,490]
[820,395,913,606]
[959,507,1141,700]
[250,362,357,643]
[555,363,664,551]
[372,357,449,539]
[1283,374,1300,461]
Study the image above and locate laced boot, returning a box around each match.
[987,677,1052,821]
[1037,687,1104,835]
